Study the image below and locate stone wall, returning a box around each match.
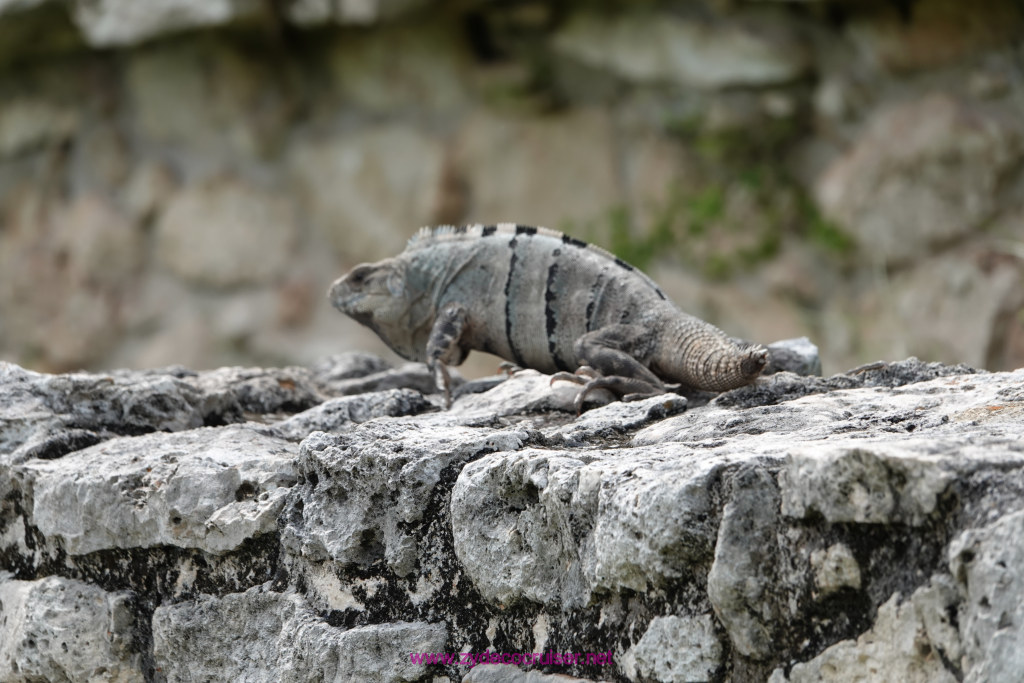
[3,354,1024,682]
[0,0,1023,377]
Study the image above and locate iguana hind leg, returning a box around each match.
[556,325,666,413]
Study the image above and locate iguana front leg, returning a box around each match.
[426,303,469,408]
[552,324,666,413]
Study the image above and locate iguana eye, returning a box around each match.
[348,265,372,286]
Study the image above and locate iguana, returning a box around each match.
[329,224,768,411]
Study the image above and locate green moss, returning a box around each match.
[685,187,724,236]
[800,195,856,254]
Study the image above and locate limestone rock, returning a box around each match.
[0,96,75,157]
[319,361,441,398]
[764,337,822,378]
[0,575,144,682]
[811,543,862,596]
[2,358,1024,681]
[452,444,728,607]
[464,665,600,683]
[281,424,528,575]
[310,352,394,386]
[156,177,299,288]
[816,94,1023,264]
[152,585,446,683]
[192,365,323,415]
[16,425,298,555]
[72,0,249,47]
[708,466,786,659]
[270,388,431,441]
[780,444,957,526]
[0,362,235,464]
[290,126,447,264]
[950,509,1024,683]
[846,0,1024,73]
[772,589,958,683]
[553,11,810,89]
[453,110,619,230]
[629,614,723,683]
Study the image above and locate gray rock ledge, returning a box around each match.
[2,354,1023,682]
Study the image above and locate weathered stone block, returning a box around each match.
[17,425,298,555]
[156,177,299,288]
[0,575,144,682]
[152,585,446,683]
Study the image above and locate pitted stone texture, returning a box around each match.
[451,445,730,607]
[708,466,787,660]
[17,425,298,555]
[637,367,1024,472]
[451,449,592,607]
[781,444,956,526]
[0,362,237,464]
[281,424,527,575]
[771,589,958,683]
[270,389,431,441]
[545,393,688,446]
[2,360,1024,681]
[950,509,1024,683]
[192,365,323,415]
[627,614,723,683]
[152,585,446,683]
[464,665,600,683]
[811,543,862,596]
[0,575,144,682]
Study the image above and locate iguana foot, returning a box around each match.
[552,366,663,414]
[550,365,601,386]
[573,376,663,415]
[499,361,527,376]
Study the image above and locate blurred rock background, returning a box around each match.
[0,0,1021,377]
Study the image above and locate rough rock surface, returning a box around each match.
[2,350,1024,682]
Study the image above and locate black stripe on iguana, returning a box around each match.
[331,223,769,396]
[503,236,527,368]
[585,273,603,333]
[544,260,572,371]
[614,258,634,272]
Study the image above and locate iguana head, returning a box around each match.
[328,258,428,361]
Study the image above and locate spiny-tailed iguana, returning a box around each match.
[329,224,768,410]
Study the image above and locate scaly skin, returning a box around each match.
[330,224,767,409]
